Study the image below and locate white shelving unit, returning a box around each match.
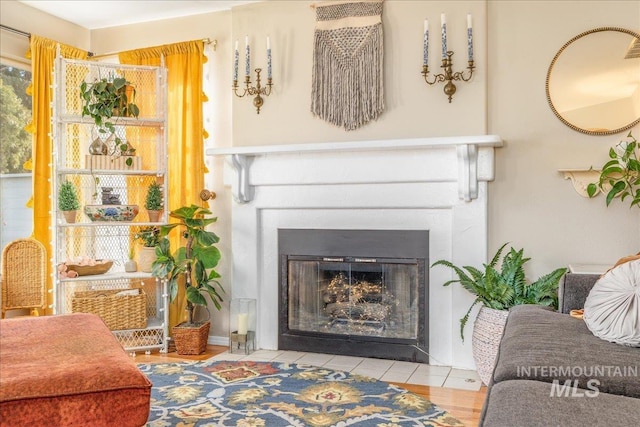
[52,57,169,353]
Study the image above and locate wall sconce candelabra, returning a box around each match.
[421,13,475,103]
[233,36,273,114]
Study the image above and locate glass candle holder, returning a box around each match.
[229,298,256,354]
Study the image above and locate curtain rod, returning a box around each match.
[88,38,216,59]
[0,24,215,57]
[0,23,98,56]
[0,24,31,38]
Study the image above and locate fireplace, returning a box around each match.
[278,229,429,362]
[207,136,501,368]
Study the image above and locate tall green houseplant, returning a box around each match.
[432,243,567,340]
[152,205,224,325]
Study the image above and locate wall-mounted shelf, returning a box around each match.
[558,169,601,197]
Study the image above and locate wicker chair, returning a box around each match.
[1,238,47,318]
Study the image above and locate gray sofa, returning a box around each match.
[480,273,640,426]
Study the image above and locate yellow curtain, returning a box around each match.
[25,35,87,315]
[119,41,207,329]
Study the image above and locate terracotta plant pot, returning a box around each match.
[147,210,162,222]
[62,210,77,223]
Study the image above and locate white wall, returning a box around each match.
[488,1,639,280]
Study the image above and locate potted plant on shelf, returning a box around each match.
[432,244,567,385]
[152,205,224,355]
[81,76,140,167]
[587,131,639,209]
[134,226,161,273]
[58,180,81,223]
[144,182,163,222]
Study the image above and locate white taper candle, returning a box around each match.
[441,13,447,60]
[467,13,473,62]
[233,40,239,81]
[423,19,429,66]
[267,36,272,79]
[245,35,250,77]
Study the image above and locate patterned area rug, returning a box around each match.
[139,360,464,427]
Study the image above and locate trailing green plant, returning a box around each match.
[81,76,140,166]
[81,76,139,131]
[145,182,163,211]
[58,180,80,211]
[152,205,224,325]
[587,132,640,208]
[134,226,162,247]
[432,243,567,341]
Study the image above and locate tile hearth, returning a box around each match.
[209,349,482,391]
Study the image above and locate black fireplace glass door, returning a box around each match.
[287,257,418,339]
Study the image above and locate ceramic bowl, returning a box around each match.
[84,205,139,222]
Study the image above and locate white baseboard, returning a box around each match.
[207,335,230,346]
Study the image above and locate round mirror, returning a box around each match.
[546,27,640,136]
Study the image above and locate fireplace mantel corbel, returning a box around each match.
[206,136,502,203]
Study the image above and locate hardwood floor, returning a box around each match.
[135,345,487,427]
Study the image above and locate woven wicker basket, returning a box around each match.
[71,289,147,330]
[471,306,509,386]
[172,321,210,355]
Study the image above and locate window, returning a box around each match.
[0,60,33,260]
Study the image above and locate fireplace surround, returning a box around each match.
[278,229,429,362]
[206,135,502,369]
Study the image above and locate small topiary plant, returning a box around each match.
[58,180,80,211]
[145,182,163,211]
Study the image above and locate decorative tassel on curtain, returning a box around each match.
[311,0,385,131]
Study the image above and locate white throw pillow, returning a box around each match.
[583,259,640,347]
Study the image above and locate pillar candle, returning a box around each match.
[245,35,250,77]
[423,19,429,66]
[238,313,248,335]
[233,40,239,81]
[267,36,272,79]
[441,13,447,60]
[467,14,473,62]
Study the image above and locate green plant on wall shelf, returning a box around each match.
[587,132,640,208]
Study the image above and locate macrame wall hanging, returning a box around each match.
[311,0,385,131]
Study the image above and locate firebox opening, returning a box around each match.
[278,229,429,363]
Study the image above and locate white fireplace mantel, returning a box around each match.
[207,135,502,369]
[206,135,503,203]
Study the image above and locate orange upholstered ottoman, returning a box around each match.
[0,313,151,426]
